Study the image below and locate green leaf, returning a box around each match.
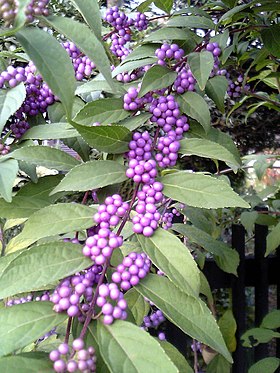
[75,77,116,96]
[50,160,127,194]
[154,0,173,13]
[69,0,101,40]
[136,275,232,362]
[188,51,214,90]
[97,320,179,373]
[124,288,150,326]
[16,27,76,119]
[241,328,280,347]
[21,123,79,140]
[205,76,228,113]
[74,98,130,125]
[62,137,90,162]
[178,91,210,132]
[119,113,151,131]
[112,57,157,77]
[179,138,241,168]
[137,228,200,295]
[218,310,237,352]
[137,0,153,12]
[158,340,193,373]
[144,27,197,43]
[266,222,280,256]
[0,241,92,299]
[206,354,231,373]
[47,98,84,123]
[0,301,67,357]
[199,272,214,305]
[248,357,280,373]
[0,352,53,372]
[6,203,96,253]
[0,159,18,202]
[160,172,249,209]
[10,145,80,171]
[167,16,215,29]
[122,44,160,63]
[261,310,280,330]
[240,211,258,232]
[0,83,26,133]
[172,224,240,275]
[43,16,117,91]
[138,65,177,97]
[219,3,250,23]
[71,124,131,154]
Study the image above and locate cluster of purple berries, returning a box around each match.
[0,65,26,89]
[155,135,180,168]
[6,292,50,306]
[161,208,180,230]
[93,194,129,228]
[97,283,127,325]
[0,143,10,155]
[155,43,185,66]
[126,159,157,184]
[50,339,96,372]
[10,119,30,138]
[134,12,148,31]
[227,74,249,98]
[51,266,102,317]
[62,42,96,81]
[0,0,49,27]
[127,131,152,161]
[123,86,152,111]
[173,67,196,94]
[112,252,151,290]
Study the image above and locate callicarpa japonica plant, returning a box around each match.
[0,0,279,372]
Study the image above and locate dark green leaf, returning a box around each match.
[0,159,18,202]
[178,91,210,132]
[218,310,237,352]
[50,160,127,194]
[144,28,197,43]
[0,83,26,133]
[261,310,280,330]
[97,320,179,372]
[0,302,67,357]
[206,354,231,373]
[154,0,173,13]
[21,123,79,140]
[16,27,76,119]
[248,357,280,373]
[167,16,215,29]
[136,275,232,362]
[172,224,240,275]
[205,76,228,113]
[10,145,80,171]
[0,241,92,299]
[158,340,193,373]
[6,203,97,253]
[219,3,251,23]
[112,57,157,77]
[188,51,214,90]
[119,113,151,131]
[69,0,101,40]
[124,288,150,326]
[138,65,177,97]
[160,172,249,209]
[137,228,200,295]
[71,124,131,154]
[241,328,280,347]
[0,352,53,372]
[74,98,130,125]
[266,222,280,256]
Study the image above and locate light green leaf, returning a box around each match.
[10,145,80,171]
[0,352,53,373]
[248,357,280,373]
[158,340,193,373]
[241,328,280,347]
[75,77,116,96]
[240,211,258,232]
[161,172,249,209]
[0,83,26,133]
[173,224,239,275]
[138,65,177,97]
[136,275,232,362]
[6,203,96,253]
[167,16,215,29]
[218,310,237,352]
[43,16,116,91]
[178,91,210,132]
[122,44,160,63]
[119,113,151,131]
[97,320,179,373]
[219,3,250,23]
[137,228,200,295]
[47,98,84,123]
[16,27,76,119]
[266,222,280,256]
[21,123,79,140]
[0,159,18,202]
[112,57,157,77]
[71,124,131,154]
[0,301,67,357]
[188,51,214,90]
[205,76,228,113]
[50,160,127,194]
[69,0,101,40]
[261,310,280,330]
[124,288,150,326]
[74,98,130,125]
[206,354,231,373]
[154,0,173,13]
[179,138,241,168]
[0,241,92,299]
[144,27,197,43]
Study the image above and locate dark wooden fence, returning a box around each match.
[165,223,280,372]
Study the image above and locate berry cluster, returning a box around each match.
[6,292,50,306]
[10,119,30,138]
[0,66,26,89]
[161,208,180,230]
[0,143,10,155]
[134,12,148,31]
[112,252,151,290]
[173,67,196,94]
[127,131,153,161]
[93,194,129,229]
[155,43,185,66]
[155,135,180,168]
[123,86,152,111]
[227,74,249,98]
[62,42,96,81]
[50,339,96,372]
[97,283,127,325]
